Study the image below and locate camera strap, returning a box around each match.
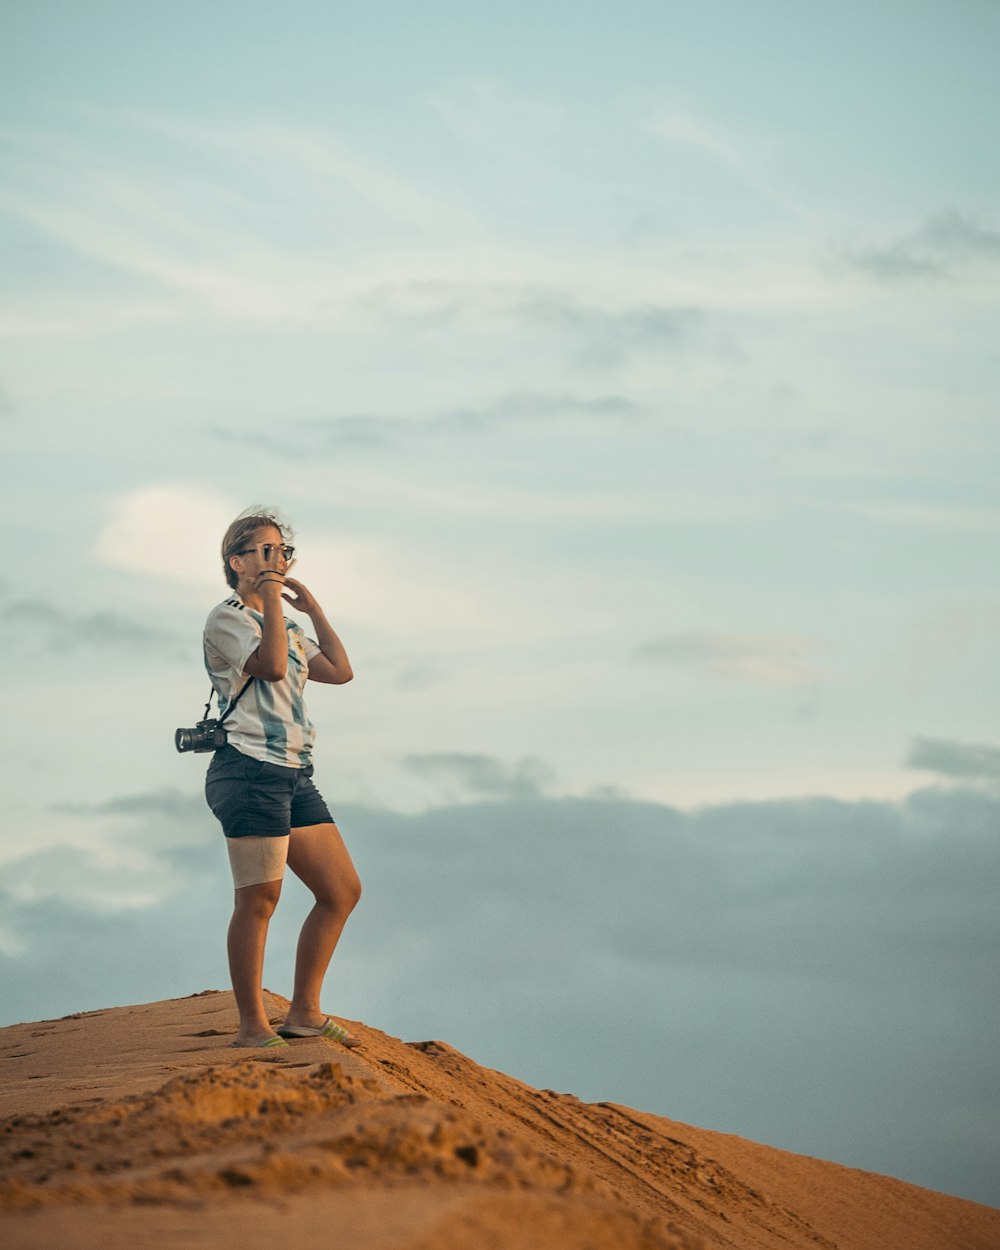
[203,676,254,725]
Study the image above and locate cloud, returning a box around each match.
[844,501,1000,533]
[358,280,709,369]
[3,846,165,910]
[362,653,452,692]
[456,390,644,425]
[0,834,232,1011]
[211,417,396,455]
[432,78,567,140]
[1,782,997,1205]
[844,211,1000,280]
[52,789,206,818]
[132,113,477,241]
[0,113,479,319]
[633,631,825,687]
[509,294,703,368]
[93,484,239,587]
[906,736,1000,781]
[393,663,450,692]
[429,79,567,146]
[647,112,815,222]
[3,789,221,913]
[0,596,188,659]
[401,752,557,801]
[212,390,645,457]
[919,212,1000,257]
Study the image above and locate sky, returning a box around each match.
[1,0,998,1209]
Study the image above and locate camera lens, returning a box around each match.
[175,728,194,752]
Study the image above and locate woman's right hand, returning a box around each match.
[247,553,291,680]
[255,570,286,592]
[255,548,288,599]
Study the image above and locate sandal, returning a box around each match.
[276,1017,361,1047]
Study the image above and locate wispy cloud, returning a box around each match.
[844,501,1000,532]
[647,112,817,223]
[354,277,712,366]
[466,391,643,424]
[843,211,1000,281]
[0,127,270,312]
[0,109,832,343]
[136,113,479,238]
[429,79,567,145]
[634,631,826,687]
[0,111,479,321]
[213,390,646,456]
[356,278,718,370]
[390,660,451,693]
[510,293,704,368]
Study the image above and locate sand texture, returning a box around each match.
[1,991,996,1249]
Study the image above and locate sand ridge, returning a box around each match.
[1,990,997,1250]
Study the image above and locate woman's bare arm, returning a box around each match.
[242,577,289,681]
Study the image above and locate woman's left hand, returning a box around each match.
[281,576,322,617]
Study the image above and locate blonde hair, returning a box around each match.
[221,506,294,588]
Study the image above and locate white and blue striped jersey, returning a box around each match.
[203,592,322,767]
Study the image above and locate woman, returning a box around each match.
[203,507,361,1049]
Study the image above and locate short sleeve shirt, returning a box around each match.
[203,592,321,767]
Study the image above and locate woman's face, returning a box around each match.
[231,525,290,584]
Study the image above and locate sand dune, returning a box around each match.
[1,991,996,1249]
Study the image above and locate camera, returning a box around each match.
[177,677,253,755]
[175,718,229,754]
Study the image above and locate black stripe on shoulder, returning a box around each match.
[224,598,244,610]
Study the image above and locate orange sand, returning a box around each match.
[1,990,996,1249]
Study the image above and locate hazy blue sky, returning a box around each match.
[2,0,998,1209]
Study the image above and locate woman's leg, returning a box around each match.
[283,822,362,1027]
[228,878,283,1044]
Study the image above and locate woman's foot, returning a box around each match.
[276,1014,360,1047]
[230,1032,289,1050]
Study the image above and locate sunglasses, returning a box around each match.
[235,543,295,561]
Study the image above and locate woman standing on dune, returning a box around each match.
[202,507,362,1050]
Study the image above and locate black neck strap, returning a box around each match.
[204,677,254,724]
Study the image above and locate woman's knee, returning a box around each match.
[346,871,362,910]
[234,879,282,918]
[317,871,361,914]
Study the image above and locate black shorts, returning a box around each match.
[205,744,334,839]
